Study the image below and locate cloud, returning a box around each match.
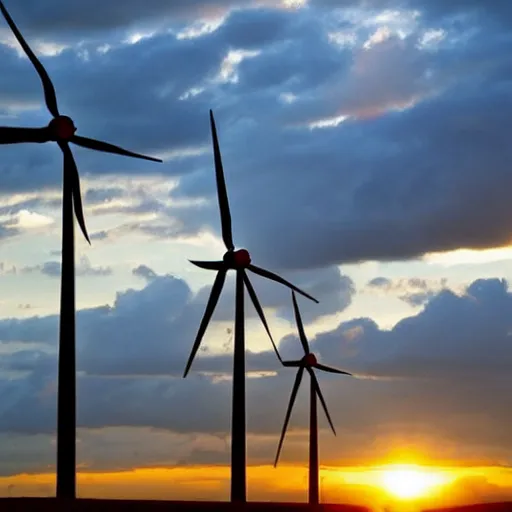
[4,209,54,229]
[170,3,512,269]
[308,277,512,386]
[193,264,355,324]
[21,256,113,278]
[0,221,20,241]
[367,277,390,288]
[0,1,244,42]
[85,186,125,204]
[0,265,345,378]
[132,264,158,282]
[394,0,512,27]
[77,265,354,377]
[0,277,510,476]
[90,230,109,241]
[366,276,448,307]
[0,262,17,275]
[1,0,511,269]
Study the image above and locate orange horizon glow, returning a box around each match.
[0,463,511,508]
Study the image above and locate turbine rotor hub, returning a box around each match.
[303,353,317,366]
[224,249,251,268]
[48,116,76,141]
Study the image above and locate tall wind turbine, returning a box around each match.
[0,1,162,499]
[184,110,318,502]
[275,291,352,505]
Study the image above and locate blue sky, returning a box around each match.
[0,0,512,502]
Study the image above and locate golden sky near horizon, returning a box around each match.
[1,464,511,509]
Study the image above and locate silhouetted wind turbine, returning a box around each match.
[275,291,351,505]
[183,110,318,503]
[0,1,162,500]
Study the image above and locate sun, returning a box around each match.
[379,465,447,500]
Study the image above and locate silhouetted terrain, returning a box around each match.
[426,503,512,512]
[0,498,369,511]
[3,498,512,511]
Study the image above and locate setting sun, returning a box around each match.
[379,465,448,499]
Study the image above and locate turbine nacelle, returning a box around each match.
[223,249,252,269]
[303,353,317,367]
[48,116,77,141]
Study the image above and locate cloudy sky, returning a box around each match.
[0,0,512,507]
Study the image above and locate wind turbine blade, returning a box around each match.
[0,1,60,117]
[314,363,352,376]
[292,291,310,355]
[189,260,224,271]
[274,366,304,467]
[58,142,90,245]
[209,110,234,251]
[247,265,319,303]
[282,360,302,367]
[0,126,48,144]
[71,135,162,163]
[242,271,281,362]
[183,268,227,377]
[308,368,336,436]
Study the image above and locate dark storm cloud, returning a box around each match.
[0,0,260,42]
[1,2,512,263]
[224,83,512,268]
[0,277,511,474]
[122,2,512,269]
[0,5,321,192]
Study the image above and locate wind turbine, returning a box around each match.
[275,291,352,505]
[0,1,162,499]
[183,110,318,502]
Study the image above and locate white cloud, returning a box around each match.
[11,210,54,230]
[215,49,261,83]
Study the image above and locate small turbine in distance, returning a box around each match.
[275,291,352,506]
[183,110,318,503]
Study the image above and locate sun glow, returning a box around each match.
[379,465,448,499]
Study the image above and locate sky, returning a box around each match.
[0,0,512,508]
